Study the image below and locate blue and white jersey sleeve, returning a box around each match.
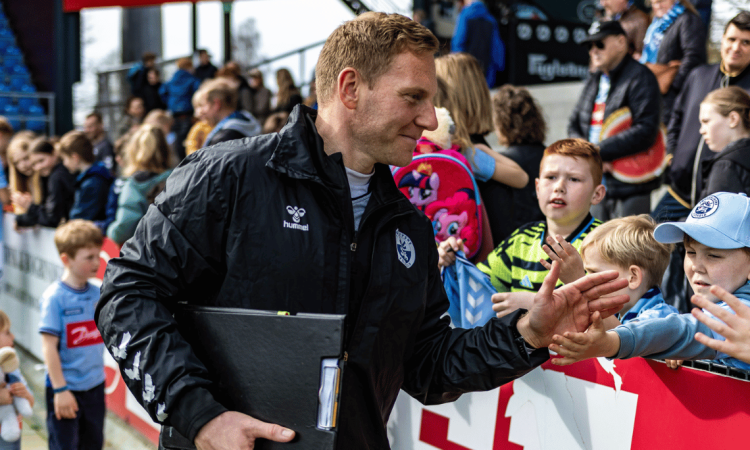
[468,147,496,183]
[39,284,63,337]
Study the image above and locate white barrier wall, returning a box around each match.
[1,215,63,360]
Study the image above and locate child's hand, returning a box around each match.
[492,291,534,318]
[9,382,32,404]
[54,390,78,420]
[548,311,621,366]
[665,359,684,370]
[540,235,586,284]
[437,237,463,269]
[692,286,750,365]
[10,191,31,210]
[0,386,10,405]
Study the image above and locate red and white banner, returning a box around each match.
[388,357,750,449]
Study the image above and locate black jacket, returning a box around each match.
[667,63,750,205]
[96,106,549,449]
[568,55,662,197]
[656,11,706,123]
[699,137,750,200]
[503,143,545,233]
[15,162,75,228]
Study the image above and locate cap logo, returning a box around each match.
[691,195,720,219]
[588,21,600,35]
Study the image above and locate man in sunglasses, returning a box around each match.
[568,20,661,221]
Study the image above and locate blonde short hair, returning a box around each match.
[194,78,237,110]
[54,219,103,259]
[316,12,438,105]
[581,215,672,287]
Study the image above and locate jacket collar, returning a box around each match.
[599,53,631,82]
[265,105,414,212]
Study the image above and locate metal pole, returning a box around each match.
[299,50,305,87]
[192,2,198,53]
[223,2,232,63]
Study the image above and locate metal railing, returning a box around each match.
[1,91,55,135]
[95,39,328,137]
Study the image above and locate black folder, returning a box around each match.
[160,305,346,450]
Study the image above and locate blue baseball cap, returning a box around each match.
[654,192,750,249]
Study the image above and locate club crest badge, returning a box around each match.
[691,195,719,219]
[396,229,415,269]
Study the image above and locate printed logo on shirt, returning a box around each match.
[396,229,415,269]
[520,276,534,289]
[283,205,309,231]
[65,320,103,348]
[691,195,719,219]
[63,307,84,316]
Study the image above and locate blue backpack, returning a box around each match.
[442,250,498,328]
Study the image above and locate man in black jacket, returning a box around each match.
[96,13,629,450]
[568,21,661,221]
[194,78,261,148]
[656,11,750,221]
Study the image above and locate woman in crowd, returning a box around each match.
[218,61,253,113]
[14,137,75,228]
[107,124,173,245]
[247,68,272,124]
[435,52,528,244]
[273,68,302,113]
[640,0,705,123]
[116,96,146,139]
[7,131,41,214]
[696,86,750,199]
[492,85,547,232]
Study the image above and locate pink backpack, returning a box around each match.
[392,140,484,259]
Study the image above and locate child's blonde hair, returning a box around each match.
[54,219,103,259]
[0,310,9,333]
[581,214,672,287]
[122,124,172,178]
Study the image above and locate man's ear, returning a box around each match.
[591,184,606,205]
[337,68,360,110]
[628,265,644,290]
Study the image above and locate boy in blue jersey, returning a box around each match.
[578,215,678,326]
[549,192,750,371]
[39,220,105,450]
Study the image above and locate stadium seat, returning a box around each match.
[25,119,45,132]
[26,104,44,116]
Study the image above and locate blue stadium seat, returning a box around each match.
[26,120,45,132]
[0,97,11,110]
[3,103,18,115]
[18,97,36,112]
[25,104,44,116]
[11,64,27,76]
[0,28,13,39]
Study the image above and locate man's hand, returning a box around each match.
[539,234,586,284]
[492,292,534,318]
[54,390,78,420]
[692,286,750,365]
[195,411,295,450]
[517,261,629,349]
[437,237,463,269]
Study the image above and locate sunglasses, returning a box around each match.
[586,40,606,50]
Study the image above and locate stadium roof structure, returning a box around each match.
[63,0,199,13]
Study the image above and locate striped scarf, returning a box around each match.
[639,2,685,64]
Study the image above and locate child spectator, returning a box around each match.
[58,131,113,221]
[116,96,145,140]
[14,137,76,228]
[697,86,750,199]
[7,131,41,214]
[436,53,529,243]
[0,310,34,450]
[579,215,678,325]
[492,84,548,233]
[439,139,606,317]
[549,192,750,371]
[107,124,173,245]
[0,117,14,173]
[39,220,105,450]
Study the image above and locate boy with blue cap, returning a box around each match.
[547,192,750,370]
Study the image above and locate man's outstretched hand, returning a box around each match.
[195,411,295,450]
[517,261,629,349]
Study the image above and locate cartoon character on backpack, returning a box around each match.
[426,190,479,256]
[398,163,440,211]
[392,107,484,259]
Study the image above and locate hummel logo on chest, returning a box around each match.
[284,205,309,231]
